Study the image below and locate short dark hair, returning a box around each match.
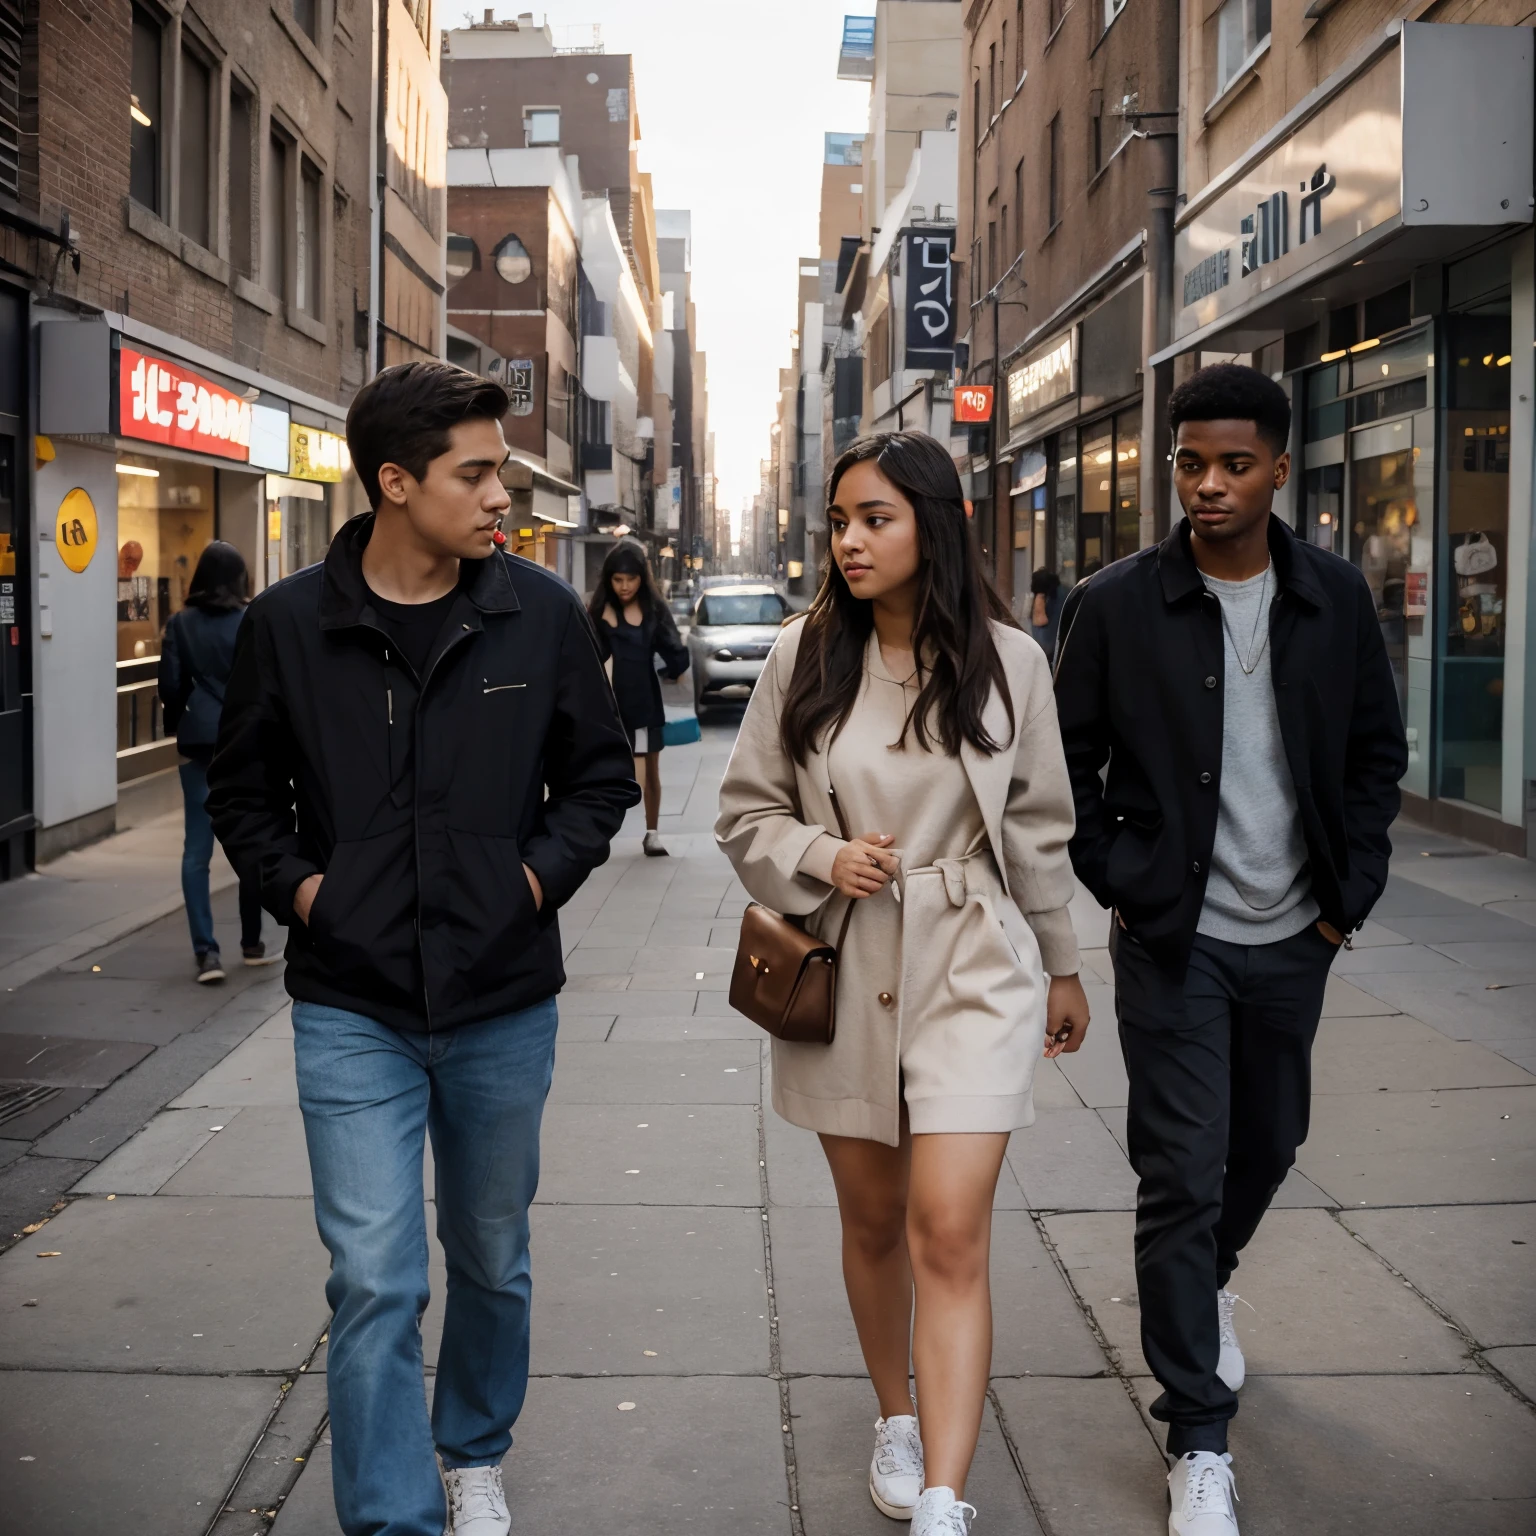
[1168,363,1291,456]
[346,361,510,509]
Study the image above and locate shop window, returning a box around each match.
[1114,413,1140,560]
[1303,463,1343,555]
[1215,0,1269,94]
[297,156,323,317]
[0,0,21,204]
[524,108,560,147]
[1305,363,1345,443]
[1353,376,1428,428]
[266,130,290,300]
[228,83,254,276]
[1014,159,1024,248]
[446,233,477,283]
[177,44,212,248]
[1079,423,1112,577]
[130,5,163,213]
[1047,114,1061,230]
[293,0,318,43]
[493,234,532,286]
[1051,435,1078,588]
[1363,283,1412,343]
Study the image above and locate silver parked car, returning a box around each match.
[688,585,789,713]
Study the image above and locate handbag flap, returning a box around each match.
[737,902,831,1018]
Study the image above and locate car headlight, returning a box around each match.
[713,648,734,661]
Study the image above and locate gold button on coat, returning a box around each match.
[878,991,894,1007]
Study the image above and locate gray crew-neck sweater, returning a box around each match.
[1197,566,1319,945]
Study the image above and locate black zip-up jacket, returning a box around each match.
[207,514,640,1032]
[1053,515,1408,975]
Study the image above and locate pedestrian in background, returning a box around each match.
[717,431,1090,1536]
[158,540,276,983]
[1027,567,1065,659]
[588,541,689,858]
[1054,364,1407,1535]
[209,362,639,1536]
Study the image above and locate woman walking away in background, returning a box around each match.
[589,541,689,857]
[158,541,276,984]
[717,431,1090,1535]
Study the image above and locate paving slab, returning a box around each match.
[1321,973,1401,1017]
[1221,1374,1536,1535]
[1385,910,1536,944]
[72,1107,233,1195]
[1040,1208,1474,1379]
[0,1195,331,1371]
[1424,940,1536,973]
[609,1011,764,1041]
[1332,943,1465,975]
[773,1205,1105,1379]
[1339,972,1536,1044]
[1032,1056,1087,1109]
[556,988,701,1016]
[169,1033,298,1108]
[528,1204,770,1375]
[268,1436,340,1535]
[1341,1204,1536,1347]
[548,1040,762,1104]
[552,1010,616,1041]
[162,1104,316,1197]
[564,946,638,974]
[1311,1015,1535,1094]
[791,1375,1042,1534]
[1370,875,1494,919]
[0,1032,154,1085]
[1007,1108,1139,1211]
[0,1370,282,1536]
[629,944,737,974]
[1483,1346,1536,1400]
[1296,1087,1536,1206]
[537,1102,763,1206]
[992,1376,1168,1534]
[1487,899,1536,928]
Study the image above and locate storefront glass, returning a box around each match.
[1114,412,1141,559]
[1439,311,1512,812]
[1052,434,1078,588]
[1079,422,1113,577]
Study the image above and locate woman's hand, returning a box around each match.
[1043,972,1090,1058]
[830,833,901,899]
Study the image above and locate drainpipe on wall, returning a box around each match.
[368,0,385,378]
[1137,119,1179,547]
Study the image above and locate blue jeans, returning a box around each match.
[179,758,263,957]
[292,998,559,1536]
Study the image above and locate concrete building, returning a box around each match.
[958,0,1179,614]
[1156,10,1533,854]
[6,0,380,877]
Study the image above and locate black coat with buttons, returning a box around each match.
[207,513,640,1032]
[1053,515,1407,975]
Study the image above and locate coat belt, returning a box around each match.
[905,848,999,908]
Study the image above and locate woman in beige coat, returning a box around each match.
[716,432,1090,1536]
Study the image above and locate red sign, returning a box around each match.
[952,384,994,424]
[118,346,252,461]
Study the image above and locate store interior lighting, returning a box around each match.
[115,463,159,478]
[129,95,151,127]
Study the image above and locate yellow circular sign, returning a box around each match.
[56,487,98,573]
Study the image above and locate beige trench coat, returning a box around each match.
[715,618,1080,1145]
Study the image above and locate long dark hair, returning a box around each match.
[587,540,666,627]
[780,431,1016,764]
[185,540,250,612]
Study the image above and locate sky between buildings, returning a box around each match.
[517,1,871,517]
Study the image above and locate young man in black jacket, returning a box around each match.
[1053,365,1407,1535]
[208,362,639,1536]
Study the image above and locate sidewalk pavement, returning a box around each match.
[0,726,1532,1535]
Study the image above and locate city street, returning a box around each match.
[1,698,1533,1536]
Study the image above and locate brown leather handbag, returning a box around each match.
[729,789,857,1045]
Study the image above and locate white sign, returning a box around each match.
[1007,330,1076,431]
[248,402,290,472]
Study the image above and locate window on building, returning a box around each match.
[988,43,997,119]
[1091,93,1104,177]
[0,0,21,203]
[987,218,997,293]
[972,80,980,146]
[265,129,290,300]
[1047,114,1061,229]
[1014,159,1024,247]
[493,235,533,285]
[177,44,211,247]
[1000,23,1008,98]
[524,108,560,147]
[130,5,163,212]
[1216,0,1270,94]
[446,233,477,283]
[1015,0,1025,77]
[297,156,322,317]
[228,81,253,275]
[293,0,318,42]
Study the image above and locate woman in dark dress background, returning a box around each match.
[588,542,689,856]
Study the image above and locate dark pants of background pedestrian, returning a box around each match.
[1110,923,1334,1454]
[179,757,263,959]
[292,997,558,1536]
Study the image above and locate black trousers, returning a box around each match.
[1110,922,1334,1455]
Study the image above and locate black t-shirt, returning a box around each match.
[367,584,459,680]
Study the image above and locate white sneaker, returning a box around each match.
[444,1465,510,1536]
[1216,1288,1245,1392]
[912,1486,976,1535]
[642,830,668,857]
[869,1413,923,1519]
[1168,1451,1238,1535]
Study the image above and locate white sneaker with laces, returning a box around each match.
[912,1486,977,1535]
[1168,1451,1239,1536]
[444,1465,510,1536]
[1216,1288,1245,1392]
[869,1413,923,1519]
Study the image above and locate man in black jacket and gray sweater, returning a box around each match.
[208,362,638,1536]
[1053,365,1406,1536]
